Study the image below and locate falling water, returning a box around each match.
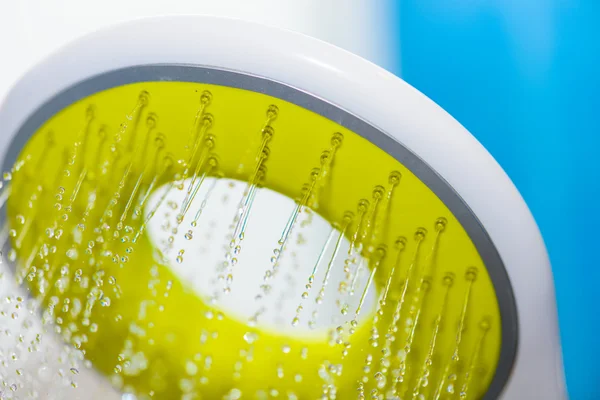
[0,88,495,400]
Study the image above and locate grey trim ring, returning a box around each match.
[2,64,517,399]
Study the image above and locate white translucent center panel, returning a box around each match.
[146,177,377,337]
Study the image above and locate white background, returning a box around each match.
[0,0,396,106]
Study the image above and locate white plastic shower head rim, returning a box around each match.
[0,15,565,399]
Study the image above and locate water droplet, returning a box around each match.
[300,348,308,360]
[243,332,257,344]
[66,248,78,260]
[463,267,478,284]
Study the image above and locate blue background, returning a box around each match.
[393,1,600,399]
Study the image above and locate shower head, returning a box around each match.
[0,16,565,399]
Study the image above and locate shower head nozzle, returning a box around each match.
[0,16,565,400]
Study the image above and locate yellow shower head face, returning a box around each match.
[5,76,510,399]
